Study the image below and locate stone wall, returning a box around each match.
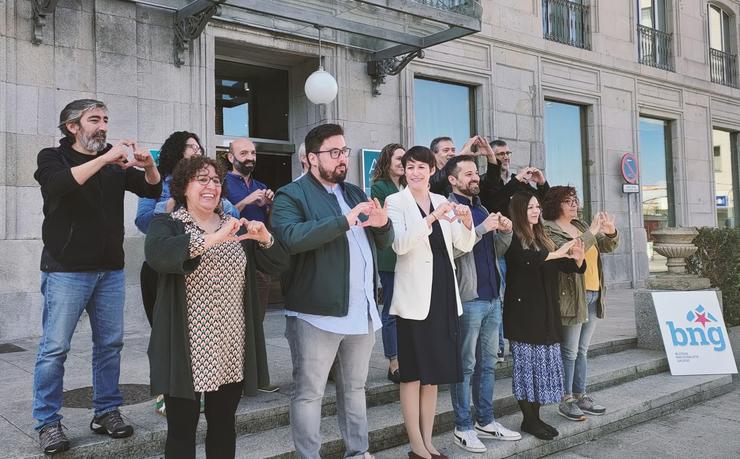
[2,0,740,338]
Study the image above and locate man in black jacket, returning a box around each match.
[32,99,161,455]
[479,139,550,217]
[429,135,500,195]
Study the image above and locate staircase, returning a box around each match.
[20,338,733,458]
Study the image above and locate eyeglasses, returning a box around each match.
[193,175,222,187]
[313,147,352,159]
[495,151,513,158]
[562,198,579,206]
[185,144,202,153]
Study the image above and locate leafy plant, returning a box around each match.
[686,227,740,326]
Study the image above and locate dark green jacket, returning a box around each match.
[543,219,619,325]
[370,178,400,272]
[271,172,394,316]
[145,214,289,399]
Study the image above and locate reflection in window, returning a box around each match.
[215,60,289,140]
[713,129,737,228]
[639,117,674,272]
[414,77,474,147]
[544,100,588,208]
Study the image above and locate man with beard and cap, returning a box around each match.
[444,155,521,453]
[271,123,393,459]
[32,99,162,454]
[223,137,279,394]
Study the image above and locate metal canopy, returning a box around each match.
[32,0,482,94]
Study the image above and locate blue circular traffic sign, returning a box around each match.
[621,153,639,184]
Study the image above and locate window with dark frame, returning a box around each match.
[637,0,674,71]
[413,77,476,148]
[215,59,290,141]
[708,4,738,88]
[542,0,591,50]
[544,100,591,218]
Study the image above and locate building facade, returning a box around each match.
[2,0,740,339]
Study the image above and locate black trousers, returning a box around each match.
[139,261,158,326]
[163,381,244,459]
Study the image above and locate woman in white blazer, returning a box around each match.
[386,146,475,459]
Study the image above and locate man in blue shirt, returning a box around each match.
[445,155,522,453]
[224,137,278,393]
[271,124,393,459]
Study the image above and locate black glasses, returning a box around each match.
[495,151,513,158]
[313,147,351,159]
[185,144,202,153]
[193,175,222,187]
[562,198,579,206]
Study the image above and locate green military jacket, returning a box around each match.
[543,219,619,325]
[145,214,289,399]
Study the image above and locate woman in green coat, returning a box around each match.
[145,156,288,458]
[370,142,405,383]
[542,186,619,423]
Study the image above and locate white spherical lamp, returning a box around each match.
[305,67,338,105]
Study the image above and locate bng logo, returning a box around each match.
[666,305,726,351]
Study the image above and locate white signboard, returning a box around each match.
[653,291,737,375]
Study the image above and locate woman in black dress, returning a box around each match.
[504,192,586,440]
[385,146,476,459]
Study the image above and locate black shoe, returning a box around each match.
[520,420,554,440]
[39,422,70,455]
[90,410,133,439]
[387,368,401,384]
[537,419,559,437]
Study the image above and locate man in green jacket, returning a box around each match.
[271,123,393,459]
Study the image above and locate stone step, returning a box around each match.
[375,372,734,459]
[209,347,670,459]
[17,338,638,459]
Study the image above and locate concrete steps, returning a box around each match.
[20,337,731,459]
[375,372,733,459]
[211,346,680,458]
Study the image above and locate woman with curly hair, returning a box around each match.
[146,156,288,458]
[370,142,405,383]
[503,192,585,440]
[541,186,618,421]
[134,131,239,416]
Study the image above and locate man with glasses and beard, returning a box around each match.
[32,99,162,454]
[224,138,280,394]
[271,123,393,459]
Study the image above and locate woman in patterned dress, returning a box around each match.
[503,192,585,440]
[145,156,288,458]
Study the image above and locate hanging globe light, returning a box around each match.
[304,26,338,105]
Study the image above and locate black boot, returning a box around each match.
[518,400,554,440]
[532,402,558,437]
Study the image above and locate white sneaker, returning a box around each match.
[453,428,487,453]
[475,421,522,441]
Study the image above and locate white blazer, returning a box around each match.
[386,187,476,320]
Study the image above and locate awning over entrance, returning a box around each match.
[30,0,482,93]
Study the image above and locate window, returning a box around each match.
[414,77,475,147]
[708,4,737,87]
[713,129,738,228]
[544,100,589,214]
[639,117,675,272]
[542,0,590,50]
[215,59,290,140]
[637,0,673,71]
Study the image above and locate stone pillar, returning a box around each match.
[633,227,721,350]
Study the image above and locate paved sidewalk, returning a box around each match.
[0,289,637,458]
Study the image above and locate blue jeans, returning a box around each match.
[33,270,125,430]
[450,298,502,430]
[561,291,599,396]
[378,271,397,360]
